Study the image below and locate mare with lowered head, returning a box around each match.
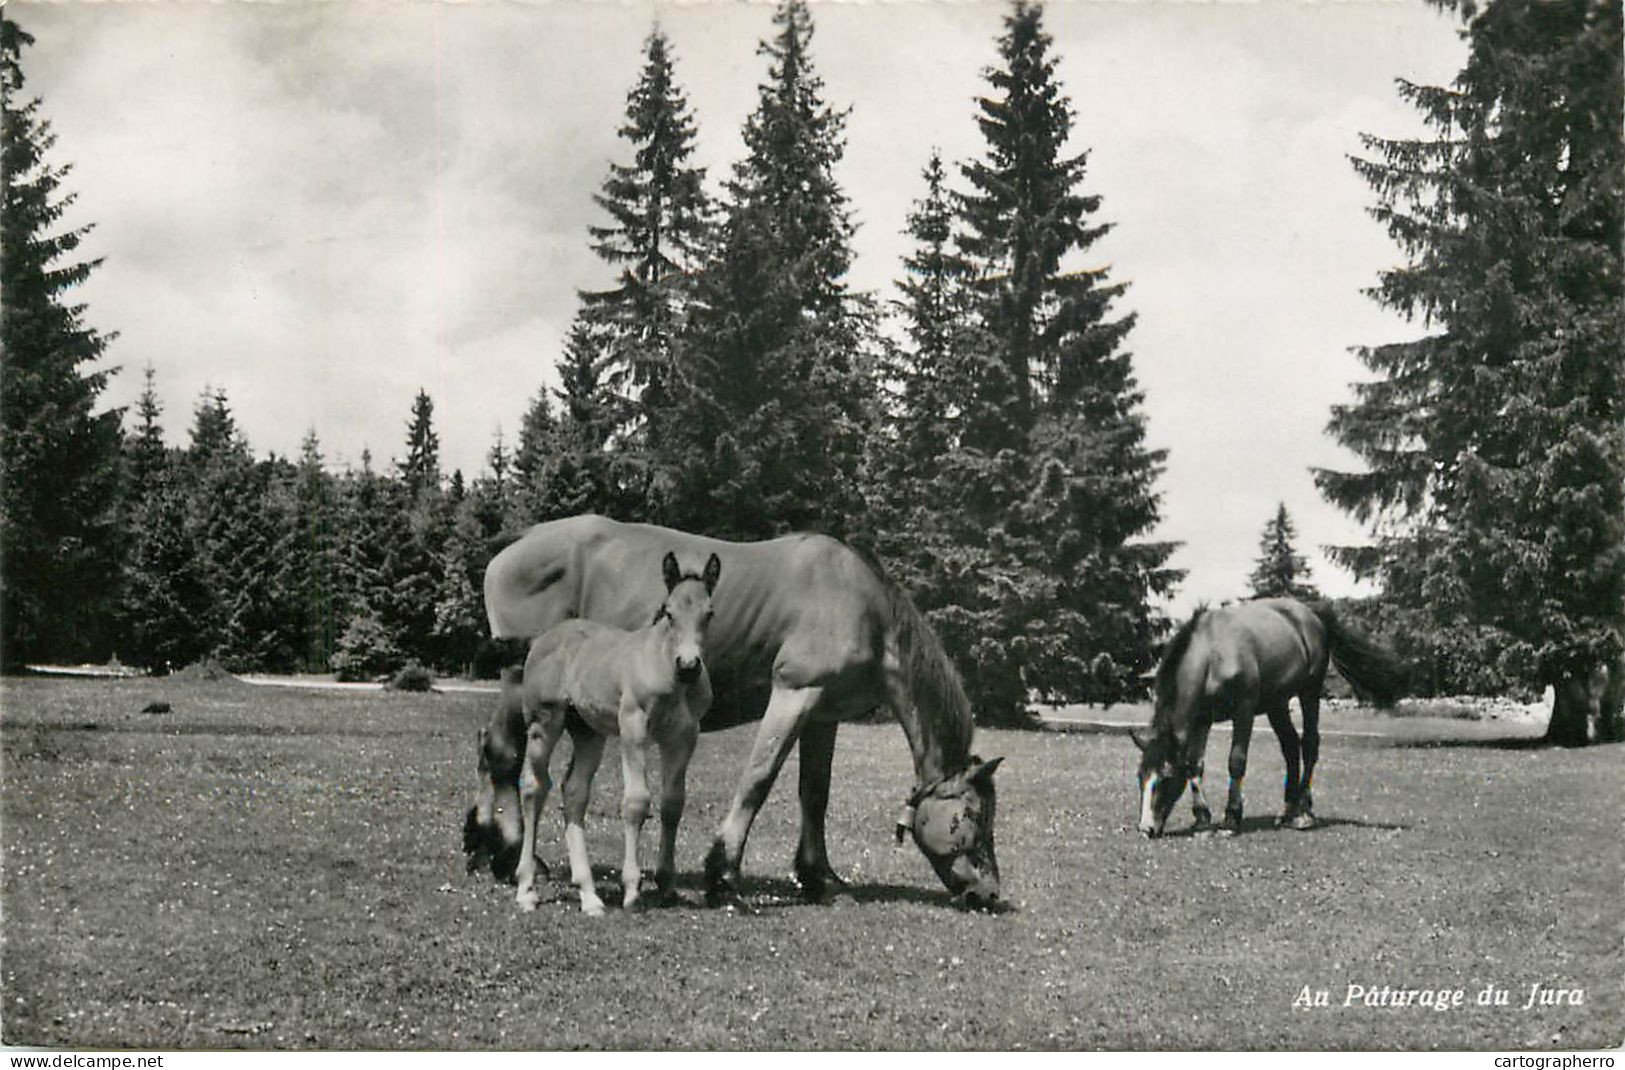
[514,551,719,914]
[465,514,1003,909]
[1133,597,1405,838]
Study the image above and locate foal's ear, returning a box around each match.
[662,550,682,592]
[702,552,722,594]
[1129,728,1149,752]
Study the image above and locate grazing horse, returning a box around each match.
[1132,598,1405,838]
[465,514,1003,909]
[514,551,719,915]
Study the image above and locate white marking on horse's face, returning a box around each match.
[660,578,714,680]
[1139,773,1163,836]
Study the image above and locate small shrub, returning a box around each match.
[386,662,436,693]
[331,611,402,683]
[172,657,234,682]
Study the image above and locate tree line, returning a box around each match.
[2,0,1619,740]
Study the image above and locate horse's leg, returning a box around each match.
[1264,702,1303,827]
[515,714,563,912]
[1219,710,1254,834]
[793,718,847,903]
[705,684,824,908]
[617,705,654,912]
[561,728,608,917]
[1188,760,1213,829]
[653,718,699,907]
[1187,723,1213,830]
[1293,689,1321,830]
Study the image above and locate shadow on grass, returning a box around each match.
[512,866,962,913]
[1155,812,1412,838]
[1383,735,1568,752]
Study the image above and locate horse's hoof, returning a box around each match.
[706,885,750,912]
[794,867,850,904]
[1191,811,1213,831]
[651,886,685,909]
[625,895,648,914]
[581,898,607,918]
[1289,812,1316,831]
[517,891,540,913]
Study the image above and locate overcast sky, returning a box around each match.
[13,0,1467,612]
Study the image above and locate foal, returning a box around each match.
[514,551,721,914]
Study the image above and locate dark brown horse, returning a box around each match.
[1132,598,1404,838]
[465,515,1003,909]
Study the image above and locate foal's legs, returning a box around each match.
[1264,702,1303,826]
[1293,690,1322,829]
[653,717,700,905]
[618,705,655,912]
[561,726,609,916]
[1220,710,1254,834]
[515,708,564,912]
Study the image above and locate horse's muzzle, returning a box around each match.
[959,886,1001,913]
[675,659,702,683]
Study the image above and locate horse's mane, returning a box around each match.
[880,577,975,770]
[1154,605,1208,718]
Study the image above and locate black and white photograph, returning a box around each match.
[1,0,1620,1054]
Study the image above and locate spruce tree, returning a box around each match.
[922,0,1179,718]
[667,0,877,541]
[511,388,560,525]
[579,28,711,498]
[1,16,124,665]
[1318,0,1623,743]
[292,431,341,671]
[547,317,628,519]
[398,388,442,501]
[1247,503,1320,601]
[117,366,199,672]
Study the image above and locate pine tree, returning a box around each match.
[398,388,442,501]
[0,16,125,665]
[916,0,1179,719]
[668,0,877,541]
[331,449,407,678]
[870,152,978,593]
[1318,0,1624,744]
[179,388,261,666]
[547,317,631,519]
[580,28,712,499]
[430,521,484,675]
[291,431,341,671]
[511,388,560,525]
[1247,503,1320,601]
[116,366,199,672]
[389,392,448,666]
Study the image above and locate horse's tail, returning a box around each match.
[1309,603,1406,708]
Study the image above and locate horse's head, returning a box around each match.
[895,756,1003,909]
[1130,727,1190,838]
[657,550,720,683]
[462,671,527,881]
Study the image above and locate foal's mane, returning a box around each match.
[881,580,975,770]
[1154,605,1208,719]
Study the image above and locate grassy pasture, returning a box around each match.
[1,676,1619,1051]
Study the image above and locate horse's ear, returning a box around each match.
[702,552,722,594]
[662,550,682,592]
[1129,728,1149,752]
[967,756,1004,787]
